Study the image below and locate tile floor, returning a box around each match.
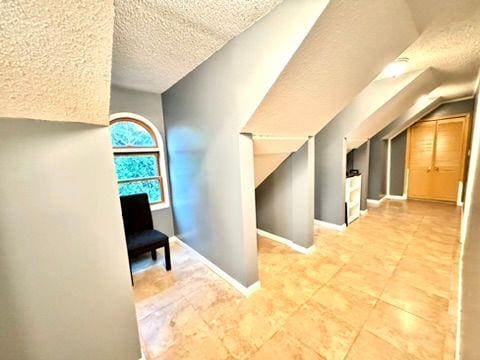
[132,200,461,359]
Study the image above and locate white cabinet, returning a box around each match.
[345,175,361,224]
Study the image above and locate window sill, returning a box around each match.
[151,202,170,212]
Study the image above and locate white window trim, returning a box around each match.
[109,112,171,211]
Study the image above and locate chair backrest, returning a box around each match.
[119,193,154,235]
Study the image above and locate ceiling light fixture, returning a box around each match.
[382,58,409,78]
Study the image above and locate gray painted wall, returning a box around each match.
[425,99,474,119]
[348,141,370,210]
[0,118,140,360]
[390,130,407,196]
[460,93,479,359]
[109,85,174,236]
[346,150,354,171]
[368,124,394,200]
[315,133,346,225]
[160,0,327,287]
[162,72,259,287]
[314,73,424,224]
[256,140,314,248]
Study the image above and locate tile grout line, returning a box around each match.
[254,232,351,359]
[257,236,349,358]
[343,215,426,359]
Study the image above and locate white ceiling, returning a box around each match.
[112,0,282,93]
[400,0,480,99]
[253,136,307,186]
[242,0,418,137]
[253,136,307,155]
[346,68,437,149]
[1,1,114,124]
[254,153,291,187]
[382,95,443,140]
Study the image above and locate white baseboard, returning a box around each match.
[290,242,315,254]
[367,196,386,206]
[457,181,463,206]
[256,229,291,246]
[313,219,346,231]
[170,236,260,297]
[360,209,368,216]
[256,229,315,254]
[386,194,407,200]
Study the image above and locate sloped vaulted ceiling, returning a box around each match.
[112,0,283,93]
[400,0,480,99]
[243,0,419,137]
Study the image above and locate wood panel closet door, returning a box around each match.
[430,117,466,201]
[407,116,468,202]
[408,121,436,199]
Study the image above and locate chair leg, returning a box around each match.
[128,259,134,286]
[151,249,157,261]
[164,243,172,271]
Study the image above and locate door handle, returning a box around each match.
[427,167,431,172]
[434,166,439,171]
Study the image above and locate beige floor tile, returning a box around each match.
[317,242,356,263]
[285,302,358,360]
[132,200,460,359]
[138,298,228,359]
[207,290,291,359]
[183,280,242,324]
[252,329,325,360]
[346,330,419,360]
[364,301,446,360]
[292,254,344,284]
[381,278,449,323]
[392,267,451,300]
[346,253,397,277]
[327,264,390,298]
[310,283,377,328]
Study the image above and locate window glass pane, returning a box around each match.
[110,121,156,147]
[118,179,162,203]
[114,154,159,180]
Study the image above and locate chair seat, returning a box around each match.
[126,229,169,252]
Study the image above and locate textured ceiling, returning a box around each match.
[112,0,282,93]
[382,95,443,140]
[400,0,480,99]
[253,136,307,186]
[346,69,437,149]
[242,0,418,137]
[0,1,114,124]
[253,137,306,155]
[254,153,291,187]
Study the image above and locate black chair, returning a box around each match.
[119,194,172,284]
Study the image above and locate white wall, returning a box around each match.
[0,119,140,360]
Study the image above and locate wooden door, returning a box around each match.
[407,116,468,202]
[431,117,466,201]
[408,121,436,199]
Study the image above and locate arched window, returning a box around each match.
[109,113,170,210]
